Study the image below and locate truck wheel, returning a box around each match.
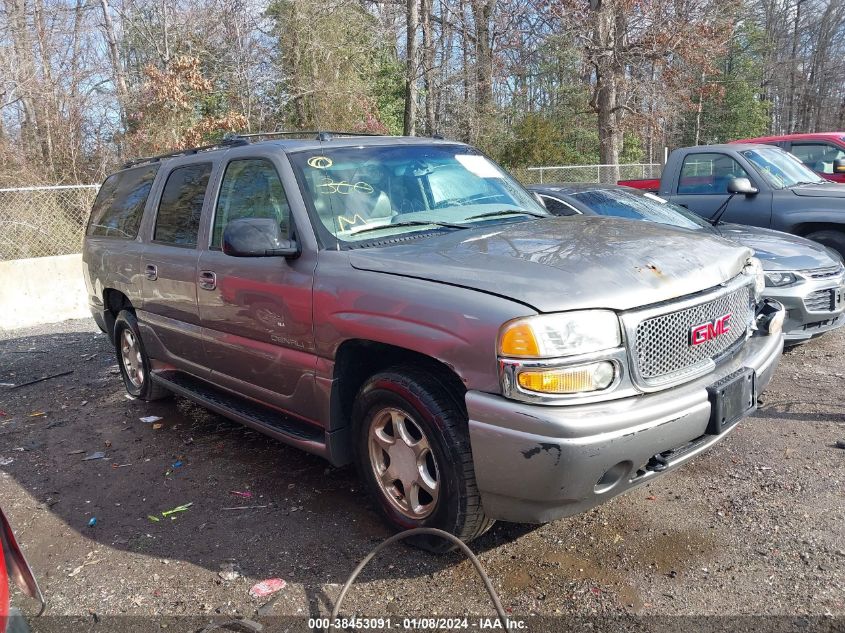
[352,366,493,552]
[113,310,170,401]
[805,230,845,261]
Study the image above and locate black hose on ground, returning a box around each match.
[328,527,508,632]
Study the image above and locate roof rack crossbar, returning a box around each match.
[122,137,249,169]
[121,129,400,169]
[225,130,389,142]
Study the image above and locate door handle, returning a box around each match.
[145,264,158,281]
[198,270,217,291]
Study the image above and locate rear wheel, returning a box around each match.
[352,366,493,552]
[804,230,845,261]
[114,310,170,401]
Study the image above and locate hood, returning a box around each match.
[789,182,845,198]
[348,216,752,313]
[714,223,840,271]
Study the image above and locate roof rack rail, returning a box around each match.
[122,137,249,169]
[224,130,389,143]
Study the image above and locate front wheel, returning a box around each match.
[352,367,493,552]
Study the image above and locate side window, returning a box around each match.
[790,143,845,174]
[212,159,292,249]
[540,195,579,216]
[87,164,159,238]
[153,163,213,246]
[677,153,751,195]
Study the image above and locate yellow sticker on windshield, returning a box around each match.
[308,156,333,169]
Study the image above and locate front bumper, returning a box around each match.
[466,330,784,524]
[764,274,845,342]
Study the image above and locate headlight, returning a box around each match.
[764,271,799,287]
[498,310,621,358]
[743,257,765,299]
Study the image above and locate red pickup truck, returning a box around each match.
[730,133,845,183]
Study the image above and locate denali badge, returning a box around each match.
[689,313,732,346]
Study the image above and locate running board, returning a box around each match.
[150,370,330,459]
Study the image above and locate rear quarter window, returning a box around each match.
[87,164,159,238]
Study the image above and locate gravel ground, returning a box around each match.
[1,318,844,629]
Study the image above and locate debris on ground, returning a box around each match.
[140,416,162,424]
[82,451,106,461]
[11,370,74,389]
[230,491,253,499]
[218,563,241,582]
[161,503,193,518]
[88,517,97,527]
[248,578,286,599]
[835,440,845,449]
[67,551,100,578]
[0,457,13,466]
[221,505,269,511]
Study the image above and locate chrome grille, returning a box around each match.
[805,289,834,312]
[801,264,844,279]
[628,283,753,389]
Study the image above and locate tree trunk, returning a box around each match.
[404,0,418,136]
[472,0,494,112]
[421,0,436,135]
[6,0,45,163]
[590,0,624,181]
[99,0,130,131]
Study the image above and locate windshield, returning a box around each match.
[569,188,710,230]
[742,148,826,188]
[288,144,548,246]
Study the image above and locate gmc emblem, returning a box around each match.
[689,313,732,346]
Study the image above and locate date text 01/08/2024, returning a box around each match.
[307,617,528,630]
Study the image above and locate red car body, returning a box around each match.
[731,133,845,183]
[0,507,45,633]
[616,177,660,192]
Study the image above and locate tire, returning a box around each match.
[352,366,493,552]
[113,310,170,401]
[804,230,845,261]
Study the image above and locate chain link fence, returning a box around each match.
[0,162,663,261]
[511,163,662,185]
[0,185,99,261]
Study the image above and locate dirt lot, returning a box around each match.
[1,318,844,629]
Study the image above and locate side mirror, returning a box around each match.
[833,158,845,174]
[727,177,758,196]
[222,218,299,258]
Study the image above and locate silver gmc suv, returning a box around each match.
[82,133,785,550]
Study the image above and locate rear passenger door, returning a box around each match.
[140,161,213,374]
[197,157,317,416]
[667,152,772,228]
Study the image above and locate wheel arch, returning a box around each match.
[791,221,845,237]
[330,339,469,437]
[102,288,133,342]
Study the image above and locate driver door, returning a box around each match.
[197,156,317,417]
[668,152,772,228]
